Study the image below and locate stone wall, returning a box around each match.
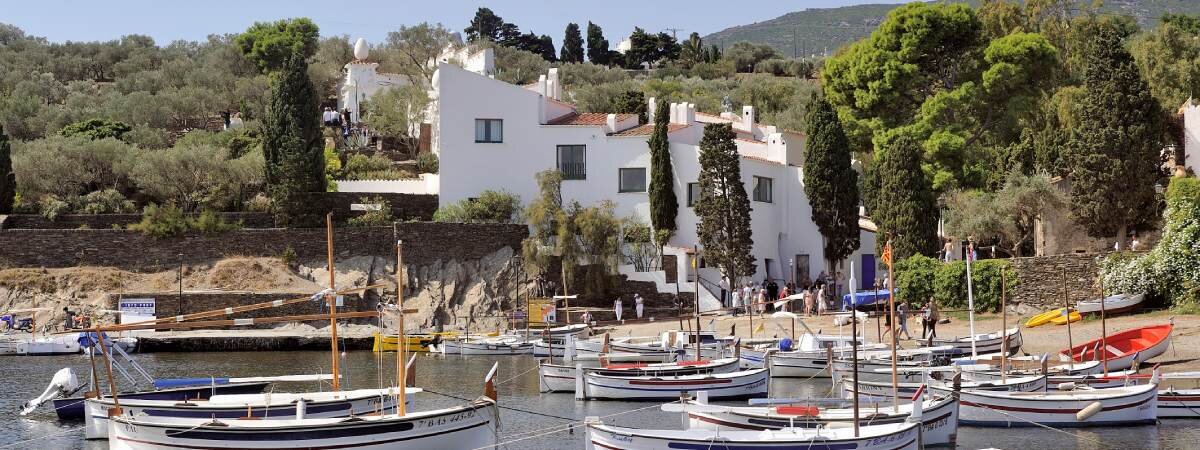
[107,292,368,326]
[1,213,275,230]
[297,192,437,223]
[1010,254,1103,310]
[0,223,527,271]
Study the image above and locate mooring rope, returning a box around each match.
[970,401,1109,447]
[470,401,670,450]
[493,363,540,387]
[420,388,578,422]
[0,426,84,448]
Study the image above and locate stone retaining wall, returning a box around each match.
[1010,253,1103,310]
[107,292,368,324]
[1,213,275,230]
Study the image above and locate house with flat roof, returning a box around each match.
[429,63,876,309]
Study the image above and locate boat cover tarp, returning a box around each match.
[841,290,892,309]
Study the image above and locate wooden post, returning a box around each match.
[326,213,341,392]
[396,239,406,416]
[850,299,860,438]
[1099,276,1108,376]
[1063,268,1074,365]
[562,264,571,325]
[886,240,897,412]
[95,332,122,416]
[1000,270,1008,384]
[693,245,701,362]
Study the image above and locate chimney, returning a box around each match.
[537,74,548,97]
[605,114,617,134]
[685,103,696,124]
[647,96,657,123]
[668,102,678,124]
[547,68,562,100]
[742,105,755,131]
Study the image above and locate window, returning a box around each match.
[557,145,586,180]
[753,176,773,203]
[687,182,701,207]
[475,119,502,143]
[618,168,647,193]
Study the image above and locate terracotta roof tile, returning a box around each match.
[740,154,784,166]
[547,112,636,126]
[610,123,689,137]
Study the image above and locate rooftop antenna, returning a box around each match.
[663,28,683,40]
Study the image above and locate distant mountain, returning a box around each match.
[703,1,1200,57]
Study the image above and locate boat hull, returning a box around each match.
[581,368,768,401]
[586,421,920,450]
[52,381,271,421]
[108,399,497,450]
[847,376,1048,402]
[441,340,533,355]
[952,383,1157,427]
[539,358,741,393]
[1158,389,1200,418]
[931,328,1022,356]
[1062,323,1172,372]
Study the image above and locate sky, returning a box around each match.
[4,0,911,45]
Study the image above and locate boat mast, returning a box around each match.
[965,241,977,358]
[693,244,701,362]
[1063,268,1074,366]
[850,291,860,438]
[326,213,341,392]
[1000,270,1008,384]
[1099,275,1108,376]
[396,238,406,416]
[885,240,897,412]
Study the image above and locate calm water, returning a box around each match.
[4,351,1200,449]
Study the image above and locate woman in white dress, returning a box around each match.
[634,294,644,319]
[614,297,624,322]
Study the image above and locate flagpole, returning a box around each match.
[965,241,977,358]
[885,240,898,412]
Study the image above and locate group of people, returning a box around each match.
[612,293,645,322]
[880,299,941,341]
[721,276,835,317]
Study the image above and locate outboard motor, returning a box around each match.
[20,367,80,415]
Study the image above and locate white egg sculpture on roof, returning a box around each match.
[353,38,369,60]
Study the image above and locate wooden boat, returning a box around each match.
[85,388,406,439]
[539,357,740,393]
[580,368,768,401]
[52,381,269,421]
[950,383,1158,427]
[930,327,1022,356]
[440,337,533,355]
[1026,308,1069,328]
[769,344,891,378]
[1050,309,1082,325]
[109,397,497,450]
[845,375,1047,401]
[1061,323,1172,371]
[371,332,456,352]
[1158,388,1200,418]
[1076,294,1145,315]
[675,393,959,446]
[585,417,921,450]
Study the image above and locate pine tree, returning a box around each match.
[1067,26,1164,243]
[872,134,939,259]
[647,99,678,245]
[263,53,324,226]
[561,23,584,63]
[802,95,860,274]
[586,22,610,65]
[0,125,14,214]
[695,123,755,284]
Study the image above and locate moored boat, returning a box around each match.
[1061,323,1172,372]
[1076,293,1145,315]
[844,375,1047,401]
[371,332,456,352]
[585,416,921,450]
[539,357,741,393]
[580,368,769,401]
[931,327,1022,356]
[949,382,1158,427]
[440,337,533,355]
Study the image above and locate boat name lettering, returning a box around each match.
[418,410,475,428]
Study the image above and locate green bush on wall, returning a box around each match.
[894,254,1018,312]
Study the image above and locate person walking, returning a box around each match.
[922,299,939,340]
[757,285,768,316]
[742,283,753,314]
[634,294,645,319]
[731,284,742,315]
[719,276,730,308]
[897,302,911,340]
[614,297,624,322]
[817,284,827,315]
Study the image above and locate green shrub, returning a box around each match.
[189,211,241,234]
[894,255,940,305]
[281,245,298,268]
[129,204,189,238]
[416,152,439,174]
[243,193,273,213]
[346,196,394,227]
[340,153,412,180]
[895,255,1017,312]
[433,190,522,223]
[38,195,70,220]
[59,118,132,141]
[77,189,135,214]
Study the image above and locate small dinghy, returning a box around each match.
[540,357,740,393]
[931,327,1022,356]
[1050,309,1082,325]
[580,368,769,401]
[1026,308,1069,328]
[1076,293,1145,315]
[1061,323,1172,372]
[440,336,533,355]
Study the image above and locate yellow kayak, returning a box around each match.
[1026,308,1068,328]
[1050,310,1082,325]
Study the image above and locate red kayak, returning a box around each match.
[1060,323,1172,372]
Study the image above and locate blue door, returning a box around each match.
[860,254,876,291]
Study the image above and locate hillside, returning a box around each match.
[703,0,1200,56]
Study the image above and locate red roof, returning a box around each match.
[547,112,636,126]
[610,123,689,137]
[741,154,783,166]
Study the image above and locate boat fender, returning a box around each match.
[826,422,854,429]
[1057,382,1078,391]
[1076,401,1103,421]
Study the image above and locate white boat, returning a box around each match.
[440,337,533,355]
[580,368,769,401]
[16,335,82,355]
[947,382,1158,427]
[930,327,1022,356]
[108,397,497,450]
[586,417,921,450]
[539,357,741,393]
[85,387,407,439]
[677,393,959,446]
[769,344,892,378]
[1076,293,1144,315]
[843,375,1048,401]
[1158,388,1200,418]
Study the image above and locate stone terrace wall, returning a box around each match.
[1,213,275,230]
[1010,254,1103,310]
[297,192,437,223]
[106,292,367,326]
[0,223,527,271]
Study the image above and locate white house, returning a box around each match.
[429,63,877,309]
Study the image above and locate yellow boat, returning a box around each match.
[372,332,458,352]
[1050,309,1082,325]
[1026,308,1068,328]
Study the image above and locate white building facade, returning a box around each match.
[1183,99,1199,176]
[429,63,876,308]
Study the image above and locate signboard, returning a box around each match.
[527,299,556,324]
[118,298,156,335]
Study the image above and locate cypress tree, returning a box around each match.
[695,123,755,285]
[1067,26,1164,243]
[872,133,939,259]
[0,125,14,214]
[802,95,860,274]
[586,22,610,65]
[561,23,585,63]
[263,53,324,226]
[647,99,678,244]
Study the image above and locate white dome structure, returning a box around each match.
[353,38,369,60]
